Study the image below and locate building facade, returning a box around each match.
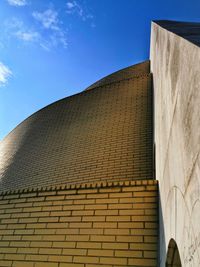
[151,20,200,267]
[0,20,199,266]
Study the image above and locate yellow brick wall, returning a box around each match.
[0,62,153,191]
[85,61,150,90]
[0,180,158,267]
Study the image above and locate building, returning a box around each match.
[151,20,200,267]
[0,20,199,266]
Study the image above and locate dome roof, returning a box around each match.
[0,61,153,191]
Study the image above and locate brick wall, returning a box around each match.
[85,61,150,90]
[0,61,153,191]
[0,180,158,267]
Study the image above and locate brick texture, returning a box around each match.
[0,60,157,266]
[0,61,153,191]
[0,180,158,267]
[85,60,150,90]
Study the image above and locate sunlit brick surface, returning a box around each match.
[0,180,158,267]
[0,61,153,191]
[85,60,150,90]
[0,60,157,266]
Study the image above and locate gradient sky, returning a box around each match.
[1,0,200,140]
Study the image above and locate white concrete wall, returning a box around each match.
[150,21,200,266]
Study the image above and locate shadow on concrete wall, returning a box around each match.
[159,189,166,267]
[159,190,182,267]
[166,238,182,267]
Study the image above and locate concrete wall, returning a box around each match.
[0,180,158,267]
[150,21,200,266]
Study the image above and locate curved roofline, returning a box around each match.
[1,60,150,142]
[84,60,150,91]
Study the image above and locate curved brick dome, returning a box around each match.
[0,61,153,191]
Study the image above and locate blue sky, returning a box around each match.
[1,0,200,140]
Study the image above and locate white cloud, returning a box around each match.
[4,18,40,43]
[0,62,12,86]
[4,15,67,51]
[66,2,76,9]
[66,1,83,17]
[66,1,94,22]
[32,9,58,30]
[15,30,39,42]
[32,9,68,49]
[7,0,27,6]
